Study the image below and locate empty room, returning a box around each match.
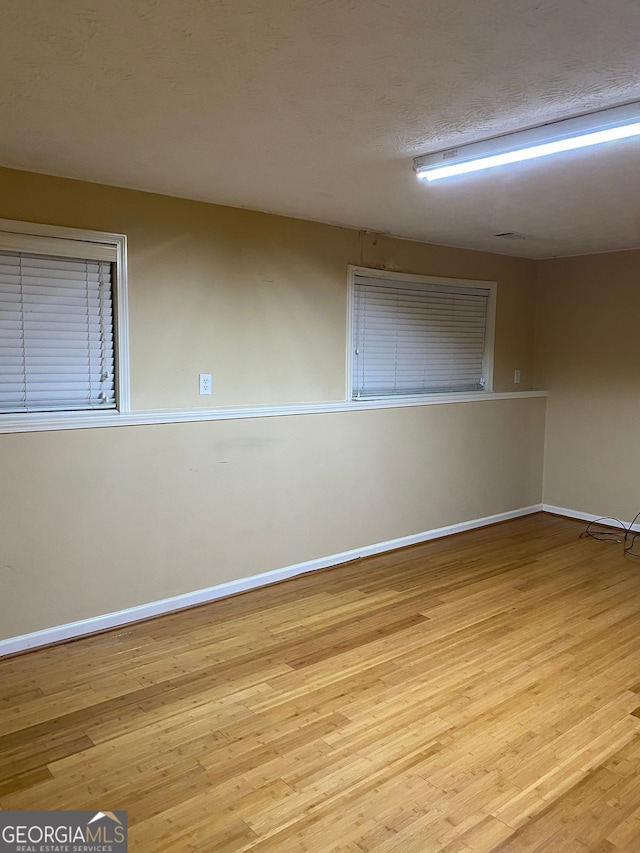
[2,1,640,851]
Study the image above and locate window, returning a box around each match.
[349,266,495,399]
[0,220,129,416]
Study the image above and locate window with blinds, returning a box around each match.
[0,223,125,415]
[350,269,495,399]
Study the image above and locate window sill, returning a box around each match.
[0,391,547,434]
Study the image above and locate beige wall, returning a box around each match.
[0,400,545,641]
[535,250,640,519]
[0,167,537,407]
[0,168,544,642]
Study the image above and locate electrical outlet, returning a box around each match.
[199,373,212,395]
[514,369,521,384]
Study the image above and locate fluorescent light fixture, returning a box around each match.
[413,101,640,181]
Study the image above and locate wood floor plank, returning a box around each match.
[2,513,640,851]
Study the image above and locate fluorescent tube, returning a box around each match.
[413,101,640,181]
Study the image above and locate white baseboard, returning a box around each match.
[0,503,543,658]
[543,504,640,532]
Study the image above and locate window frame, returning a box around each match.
[346,265,496,402]
[0,218,130,420]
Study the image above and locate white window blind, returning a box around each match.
[352,272,491,399]
[0,251,116,413]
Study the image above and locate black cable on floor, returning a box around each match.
[580,511,640,558]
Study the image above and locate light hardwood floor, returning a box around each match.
[2,513,640,852]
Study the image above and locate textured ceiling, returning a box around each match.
[1,0,640,258]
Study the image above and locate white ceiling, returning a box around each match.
[2,0,640,259]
